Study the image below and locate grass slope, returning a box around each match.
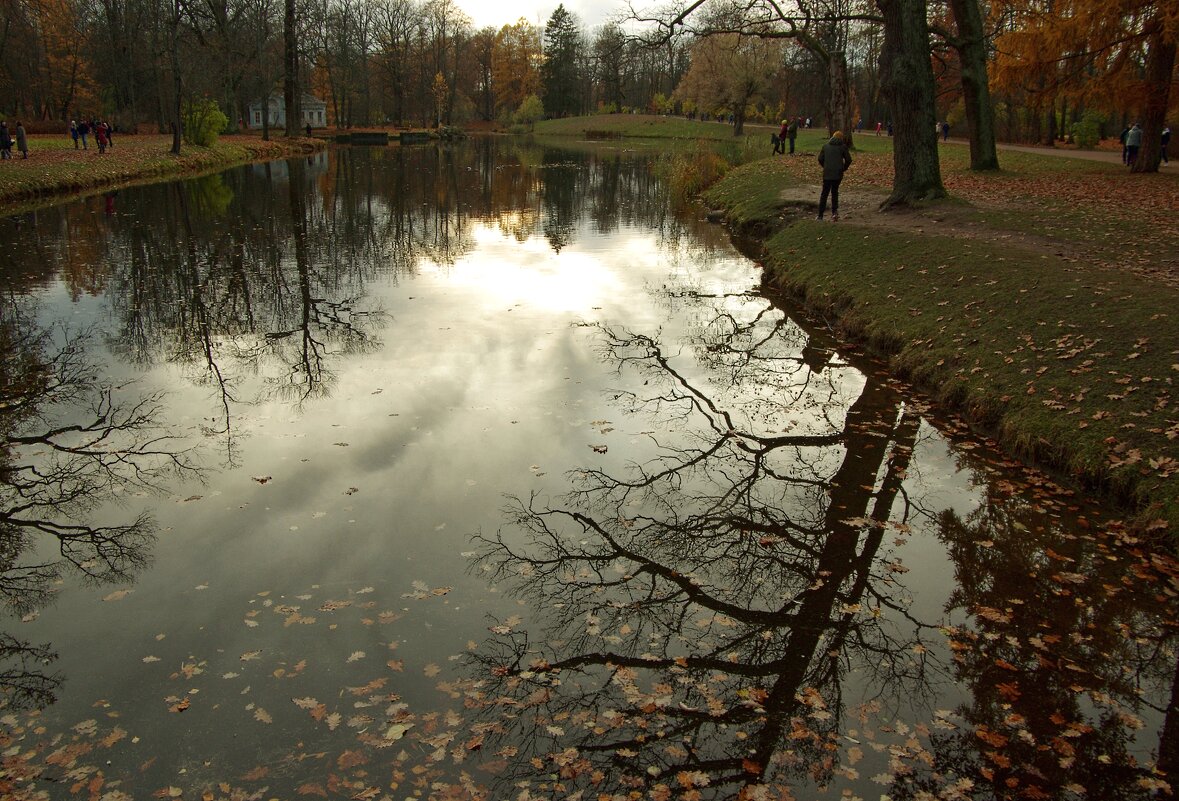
[704,150,1179,531]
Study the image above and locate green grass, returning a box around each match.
[0,134,324,209]
[704,151,1179,532]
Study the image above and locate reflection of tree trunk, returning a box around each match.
[744,381,916,778]
[1159,650,1179,783]
[175,183,236,460]
[286,160,320,399]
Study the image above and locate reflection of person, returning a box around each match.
[817,131,852,222]
[104,191,117,215]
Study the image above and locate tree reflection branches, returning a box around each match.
[466,310,941,797]
[1,297,198,709]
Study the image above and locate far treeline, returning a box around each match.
[1,0,1173,198]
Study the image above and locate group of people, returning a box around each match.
[874,121,894,136]
[70,119,115,153]
[772,117,802,154]
[1119,123,1170,166]
[0,121,29,159]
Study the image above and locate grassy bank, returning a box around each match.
[0,134,324,209]
[703,151,1179,532]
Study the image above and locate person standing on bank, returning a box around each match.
[15,121,28,158]
[817,131,852,221]
[1125,122,1142,166]
[70,120,79,148]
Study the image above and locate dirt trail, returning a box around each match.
[770,183,1179,290]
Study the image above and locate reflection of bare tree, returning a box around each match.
[467,311,936,797]
[888,493,1179,799]
[1,297,196,709]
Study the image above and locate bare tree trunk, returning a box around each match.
[283,0,300,137]
[1132,27,1175,174]
[876,0,945,207]
[828,51,854,149]
[947,0,998,169]
[170,0,182,155]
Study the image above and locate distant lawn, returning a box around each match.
[0,133,323,209]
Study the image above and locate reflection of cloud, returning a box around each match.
[423,226,627,314]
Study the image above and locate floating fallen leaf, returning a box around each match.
[384,723,413,741]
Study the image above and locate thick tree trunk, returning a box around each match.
[283,0,300,137]
[170,0,182,155]
[828,51,855,150]
[1132,28,1175,174]
[876,0,946,207]
[947,0,998,169]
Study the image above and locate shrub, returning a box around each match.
[657,144,731,206]
[182,98,228,147]
[514,94,544,130]
[1070,110,1105,149]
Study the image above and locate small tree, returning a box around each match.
[515,94,544,130]
[182,98,229,147]
[432,72,449,128]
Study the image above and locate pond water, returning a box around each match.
[1,140,1175,800]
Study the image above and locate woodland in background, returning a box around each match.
[0,0,1174,166]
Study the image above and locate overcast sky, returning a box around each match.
[457,0,628,32]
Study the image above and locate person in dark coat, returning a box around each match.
[817,131,852,221]
[0,122,11,159]
[787,117,799,154]
[15,121,28,158]
[70,120,79,148]
[1119,125,1131,164]
[1161,125,1171,165]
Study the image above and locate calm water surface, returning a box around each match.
[1,141,1175,799]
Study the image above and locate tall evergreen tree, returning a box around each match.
[541,4,581,117]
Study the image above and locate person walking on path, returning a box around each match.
[1126,123,1142,166]
[15,122,27,159]
[1120,125,1131,164]
[1162,126,1171,165]
[787,117,799,154]
[70,120,79,148]
[95,122,108,154]
[78,119,89,150]
[817,131,852,221]
[941,121,950,141]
